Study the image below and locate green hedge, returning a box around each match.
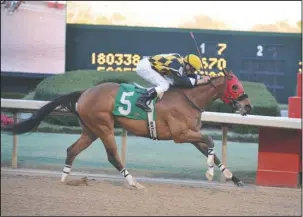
[34,70,150,100]
[33,70,280,133]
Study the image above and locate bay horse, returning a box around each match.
[3,69,252,189]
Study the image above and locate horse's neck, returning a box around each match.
[184,77,225,110]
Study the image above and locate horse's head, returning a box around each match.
[218,69,252,116]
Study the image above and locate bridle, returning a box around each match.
[182,93,204,113]
[182,71,248,113]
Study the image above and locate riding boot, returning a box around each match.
[136,88,158,112]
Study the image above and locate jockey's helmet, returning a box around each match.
[183,54,202,74]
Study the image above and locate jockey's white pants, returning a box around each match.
[136,58,171,96]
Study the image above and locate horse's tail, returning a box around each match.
[2,91,83,135]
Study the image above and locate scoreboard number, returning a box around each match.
[200,43,206,54]
[217,43,227,55]
[257,45,263,57]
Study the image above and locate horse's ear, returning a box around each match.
[222,68,232,77]
[223,68,234,79]
[222,68,228,76]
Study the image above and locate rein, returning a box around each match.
[182,75,227,113]
[182,92,204,113]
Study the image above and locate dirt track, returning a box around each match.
[1,173,301,216]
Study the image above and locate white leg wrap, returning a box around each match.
[207,155,214,166]
[218,163,232,179]
[206,148,215,181]
[218,163,226,172]
[207,167,214,175]
[120,168,136,186]
[207,148,215,166]
[125,174,135,186]
[61,173,68,182]
[61,165,71,182]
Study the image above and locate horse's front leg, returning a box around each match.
[177,130,244,186]
[191,142,243,183]
[172,129,217,181]
[200,135,216,182]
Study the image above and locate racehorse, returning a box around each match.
[3,69,252,189]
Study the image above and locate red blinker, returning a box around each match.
[221,75,245,103]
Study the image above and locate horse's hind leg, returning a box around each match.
[192,141,244,186]
[61,128,97,182]
[99,132,145,189]
[81,110,144,189]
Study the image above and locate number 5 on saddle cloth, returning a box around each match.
[112,83,158,140]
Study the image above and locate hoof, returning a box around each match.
[235,181,244,187]
[232,176,244,187]
[134,182,145,189]
[205,171,214,182]
[222,169,233,180]
[126,182,146,190]
[125,176,146,190]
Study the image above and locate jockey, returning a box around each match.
[135,53,210,112]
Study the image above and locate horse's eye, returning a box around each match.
[232,85,238,91]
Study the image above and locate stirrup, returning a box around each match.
[136,96,151,112]
[136,102,151,112]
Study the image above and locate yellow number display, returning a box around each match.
[209,71,217,77]
[92,52,142,72]
[92,52,222,76]
[217,72,225,77]
[97,53,106,65]
[106,53,115,65]
[217,43,227,55]
[115,54,123,65]
[132,54,141,65]
[91,52,106,65]
[91,53,96,64]
[201,58,209,69]
[208,58,218,69]
[124,54,132,66]
[217,58,227,70]
[201,57,227,70]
